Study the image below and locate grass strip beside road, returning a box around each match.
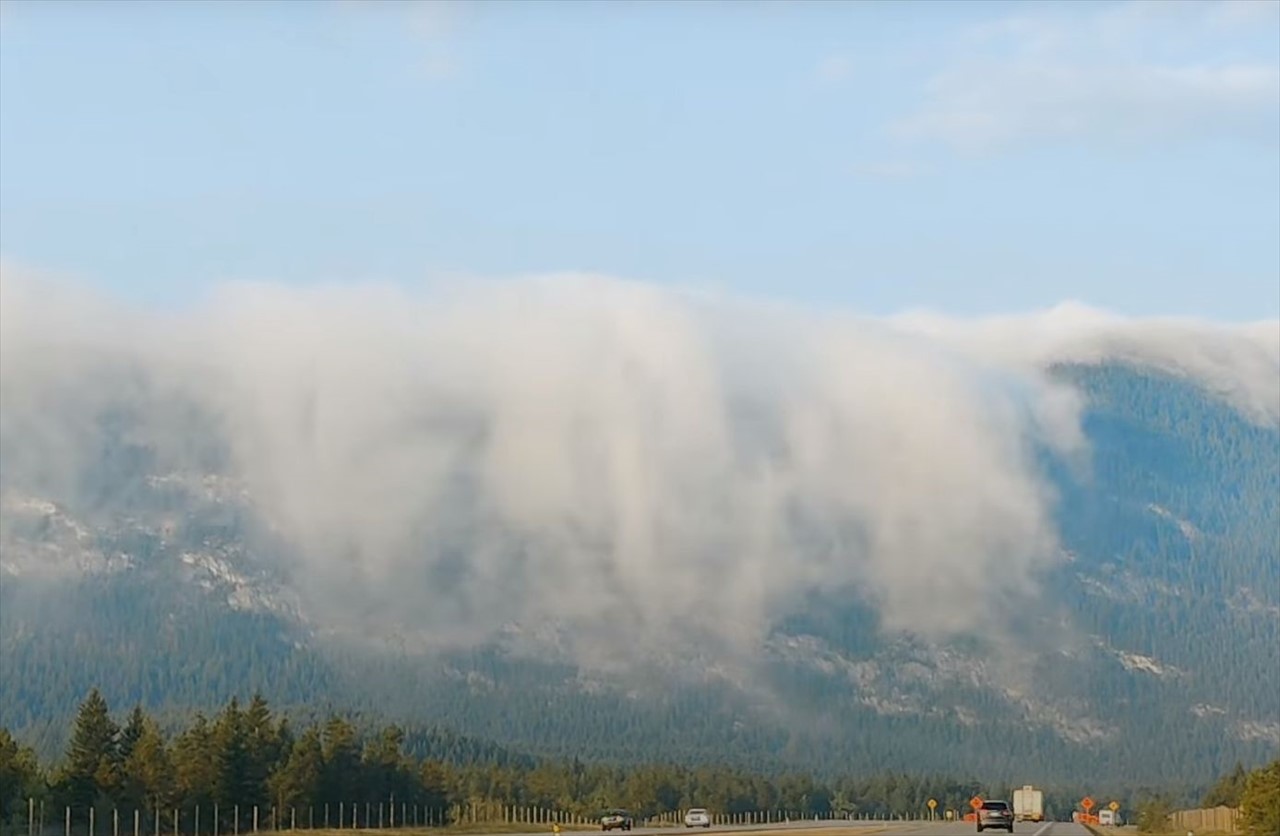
[1083,827,1237,836]
[302,825,596,836]
[717,829,892,836]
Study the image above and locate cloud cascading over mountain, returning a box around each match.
[2,264,1277,675]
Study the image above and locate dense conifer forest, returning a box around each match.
[3,691,1278,836]
[3,367,1277,791]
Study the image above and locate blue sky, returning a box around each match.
[1,0,1277,319]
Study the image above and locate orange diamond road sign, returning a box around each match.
[1109,802,1119,812]
[1081,797,1095,811]
[970,797,984,810]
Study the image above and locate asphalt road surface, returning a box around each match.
[880,823,1091,836]
[471,822,1089,836]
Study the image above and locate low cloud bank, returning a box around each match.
[2,267,1276,671]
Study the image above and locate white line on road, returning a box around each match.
[1031,824,1054,836]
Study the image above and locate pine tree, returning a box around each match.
[122,717,174,811]
[419,760,452,813]
[115,705,149,809]
[118,706,147,764]
[1240,759,1280,836]
[269,728,324,808]
[320,717,360,804]
[0,728,44,827]
[171,714,217,810]
[212,697,255,809]
[243,694,278,809]
[363,726,414,803]
[60,689,120,810]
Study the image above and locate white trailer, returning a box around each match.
[1012,786,1044,822]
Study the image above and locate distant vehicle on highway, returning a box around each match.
[600,810,633,832]
[976,800,1015,833]
[684,809,711,828]
[1012,786,1044,822]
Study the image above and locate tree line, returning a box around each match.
[2,689,1134,833]
[1130,758,1280,836]
[1,689,449,827]
[4,689,1278,836]
[1201,758,1280,836]
[4,362,1277,791]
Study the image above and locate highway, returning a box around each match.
[463,822,1090,836]
[878,823,1090,836]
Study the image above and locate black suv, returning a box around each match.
[977,800,1014,833]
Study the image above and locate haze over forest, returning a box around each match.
[1,0,1279,805]
[4,265,1275,666]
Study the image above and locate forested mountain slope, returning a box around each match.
[1,361,1277,787]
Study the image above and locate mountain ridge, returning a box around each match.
[2,359,1278,786]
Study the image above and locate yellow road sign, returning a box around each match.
[1108,801,1119,812]
[927,799,937,810]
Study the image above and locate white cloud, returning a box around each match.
[895,1,1280,151]
[890,300,1280,425]
[2,265,1276,677]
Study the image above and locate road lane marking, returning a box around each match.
[1031,824,1054,836]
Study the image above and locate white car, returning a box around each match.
[600,810,633,832]
[684,809,711,828]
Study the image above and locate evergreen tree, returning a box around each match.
[171,714,217,810]
[1240,759,1280,836]
[1202,761,1249,808]
[5,690,1275,831]
[118,706,146,765]
[0,728,45,828]
[1135,795,1173,833]
[320,717,361,805]
[212,697,257,809]
[121,716,174,811]
[244,694,280,808]
[59,689,120,809]
[269,728,324,808]
[362,726,416,803]
[419,760,452,814]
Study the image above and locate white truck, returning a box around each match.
[1012,786,1044,823]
